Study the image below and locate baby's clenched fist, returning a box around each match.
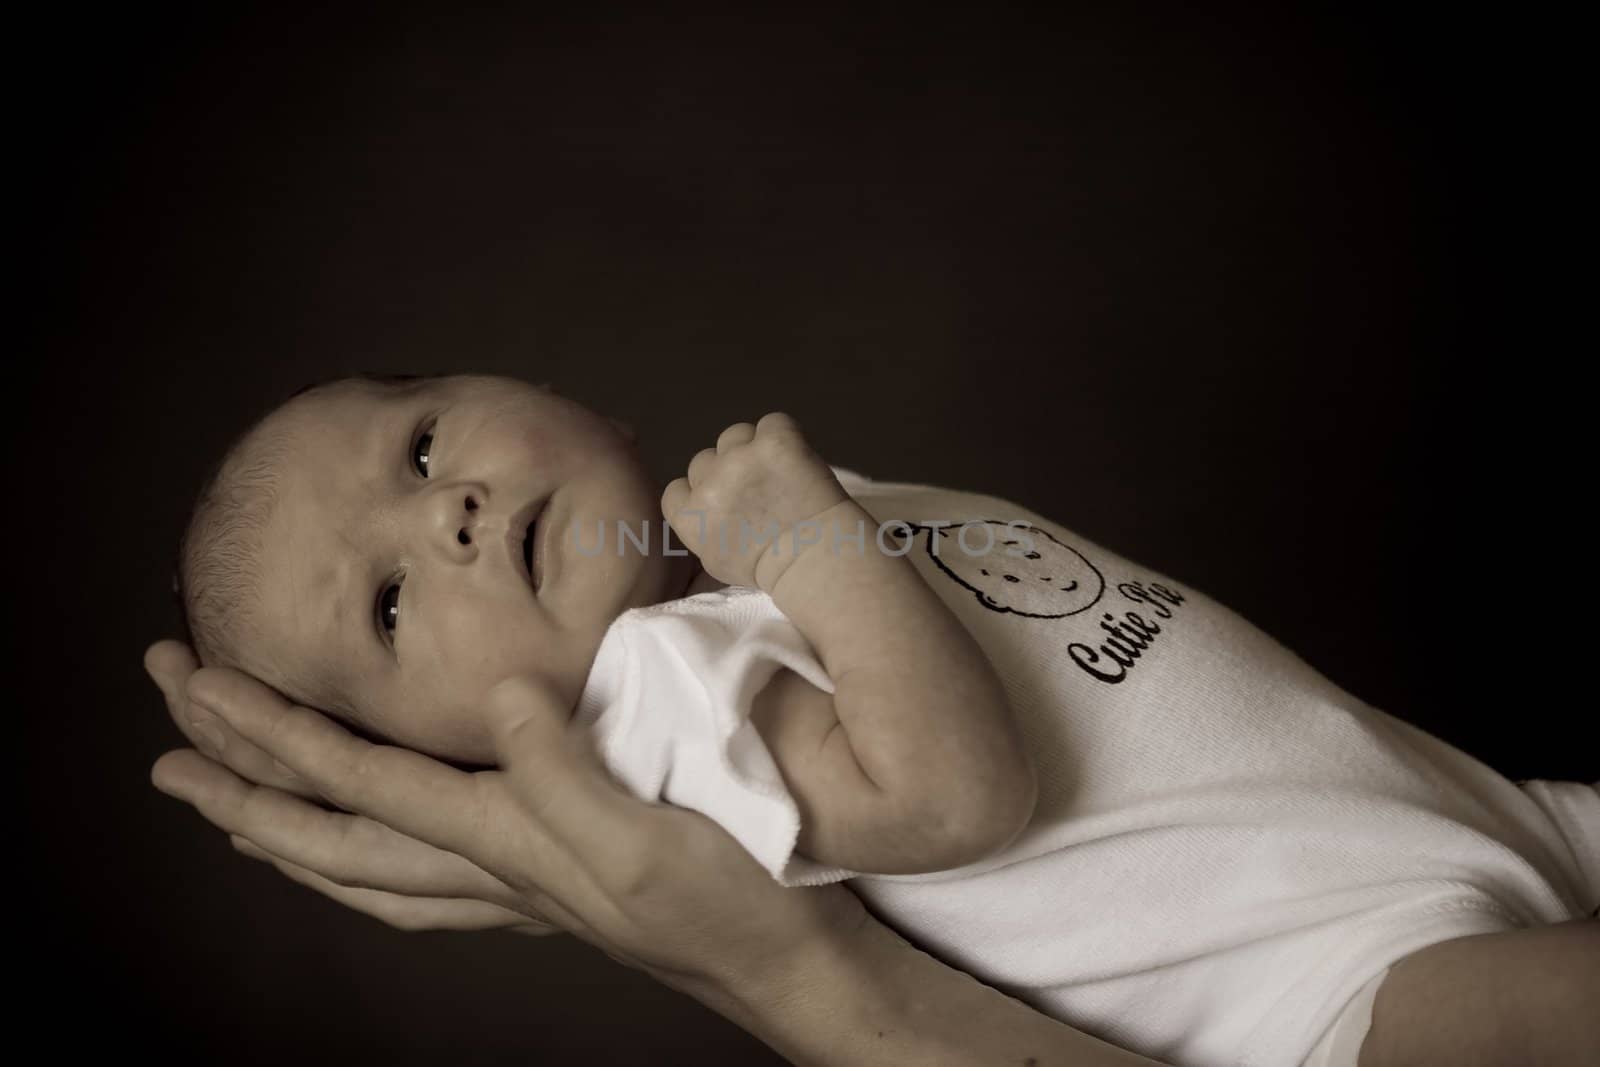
[661,413,849,592]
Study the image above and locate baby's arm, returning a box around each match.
[662,415,1036,875]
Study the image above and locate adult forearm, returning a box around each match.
[689,915,1170,1067]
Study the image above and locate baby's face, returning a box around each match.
[248,374,679,763]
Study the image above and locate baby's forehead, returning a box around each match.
[242,405,372,709]
[251,383,393,472]
[275,378,390,430]
[234,391,376,568]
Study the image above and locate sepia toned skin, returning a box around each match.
[152,374,1600,1065]
[234,375,1035,874]
[237,375,690,762]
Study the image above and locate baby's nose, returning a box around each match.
[425,483,489,558]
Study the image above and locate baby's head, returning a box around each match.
[176,373,682,764]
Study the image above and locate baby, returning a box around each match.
[176,372,1599,1067]
[177,371,1036,873]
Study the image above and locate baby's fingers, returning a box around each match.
[716,422,756,452]
[754,411,801,438]
[686,446,720,488]
[660,477,692,528]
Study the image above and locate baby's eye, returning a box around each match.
[412,424,435,478]
[377,579,402,641]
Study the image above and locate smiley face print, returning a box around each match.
[900,520,1106,619]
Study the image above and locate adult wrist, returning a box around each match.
[687,912,1163,1067]
[667,905,886,1065]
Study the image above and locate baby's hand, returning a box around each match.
[661,413,850,592]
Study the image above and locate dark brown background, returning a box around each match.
[22,5,1590,1065]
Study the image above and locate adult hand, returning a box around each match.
[145,640,868,996]
[147,640,538,933]
[147,640,1171,1066]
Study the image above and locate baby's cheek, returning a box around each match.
[423,619,580,762]
[383,626,499,766]
[355,666,496,766]
[415,697,499,766]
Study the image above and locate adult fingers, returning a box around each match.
[185,667,502,864]
[229,836,555,934]
[144,638,199,693]
[188,666,659,923]
[481,677,675,889]
[151,749,522,909]
[145,640,313,799]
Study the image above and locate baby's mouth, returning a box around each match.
[507,496,551,594]
[521,521,537,589]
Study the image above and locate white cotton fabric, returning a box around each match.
[572,469,1599,1067]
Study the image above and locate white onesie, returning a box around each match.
[572,470,1599,1067]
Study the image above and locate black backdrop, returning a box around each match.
[22,6,1593,1065]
